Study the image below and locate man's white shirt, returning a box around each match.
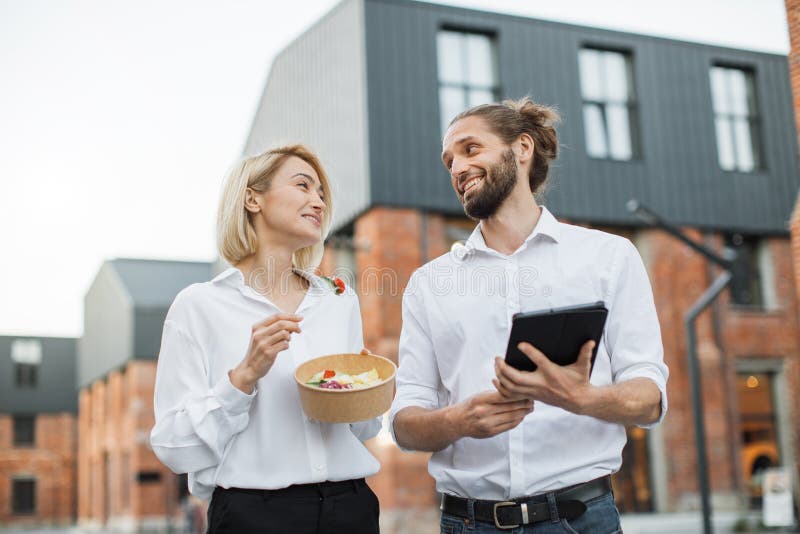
[150,268,381,500]
[390,206,669,500]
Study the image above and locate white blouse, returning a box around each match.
[150,267,381,500]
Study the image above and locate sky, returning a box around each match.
[0,0,791,338]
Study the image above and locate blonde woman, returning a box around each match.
[150,145,381,534]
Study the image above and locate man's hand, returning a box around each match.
[393,390,533,452]
[493,340,595,414]
[452,390,534,439]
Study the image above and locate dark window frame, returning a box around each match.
[15,362,39,388]
[578,46,641,162]
[436,26,501,135]
[725,233,766,310]
[709,63,764,173]
[12,478,36,515]
[13,415,35,447]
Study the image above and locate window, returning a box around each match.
[612,427,654,512]
[11,339,41,388]
[709,66,761,172]
[15,363,38,388]
[437,29,499,135]
[13,415,35,447]
[12,478,36,514]
[578,48,639,160]
[737,371,780,507]
[725,234,774,309]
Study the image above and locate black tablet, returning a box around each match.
[504,301,608,372]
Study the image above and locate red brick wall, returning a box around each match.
[353,207,446,510]
[77,361,182,529]
[0,413,76,526]
[792,203,800,306]
[354,207,447,362]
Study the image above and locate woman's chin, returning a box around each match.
[294,231,322,249]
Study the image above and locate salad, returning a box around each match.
[306,368,381,390]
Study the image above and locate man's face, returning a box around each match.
[442,116,518,220]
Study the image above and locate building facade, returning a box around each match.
[76,259,213,531]
[0,335,77,528]
[246,0,800,518]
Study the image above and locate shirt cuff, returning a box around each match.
[213,372,257,416]
[616,369,668,429]
[389,386,440,452]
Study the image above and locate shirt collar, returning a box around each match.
[462,206,561,258]
[211,266,327,291]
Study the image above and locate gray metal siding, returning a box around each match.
[0,336,78,414]
[78,263,133,387]
[364,0,799,233]
[364,0,454,213]
[245,0,370,232]
[133,307,169,360]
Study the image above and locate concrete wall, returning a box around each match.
[78,263,133,388]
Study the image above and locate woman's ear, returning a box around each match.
[244,188,261,214]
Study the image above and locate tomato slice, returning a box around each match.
[322,370,335,379]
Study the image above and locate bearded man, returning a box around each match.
[389,97,669,533]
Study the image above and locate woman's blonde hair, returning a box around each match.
[216,144,333,270]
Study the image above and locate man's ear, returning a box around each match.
[515,133,535,165]
[244,188,261,214]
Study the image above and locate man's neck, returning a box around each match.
[479,196,542,256]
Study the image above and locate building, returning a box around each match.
[76,259,213,531]
[0,335,77,528]
[244,0,800,519]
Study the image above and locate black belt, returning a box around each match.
[440,475,612,530]
[216,478,366,499]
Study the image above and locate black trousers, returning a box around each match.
[207,478,380,534]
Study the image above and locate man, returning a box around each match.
[390,97,668,532]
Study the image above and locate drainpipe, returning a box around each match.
[627,200,737,534]
[704,233,745,500]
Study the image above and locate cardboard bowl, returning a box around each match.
[294,353,397,423]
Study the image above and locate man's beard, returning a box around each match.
[462,148,518,220]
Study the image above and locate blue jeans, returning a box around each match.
[439,491,621,534]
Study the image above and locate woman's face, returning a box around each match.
[249,156,326,250]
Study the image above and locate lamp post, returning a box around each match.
[627,200,737,534]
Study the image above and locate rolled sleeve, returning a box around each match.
[389,271,442,450]
[605,239,669,428]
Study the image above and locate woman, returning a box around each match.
[150,145,381,534]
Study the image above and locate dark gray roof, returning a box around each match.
[109,258,213,308]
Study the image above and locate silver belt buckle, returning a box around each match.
[492,501,520,530]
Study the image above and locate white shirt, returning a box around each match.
[150,268,381,500]
[390,207,669,500]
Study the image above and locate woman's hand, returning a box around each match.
[229,313,302,393]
